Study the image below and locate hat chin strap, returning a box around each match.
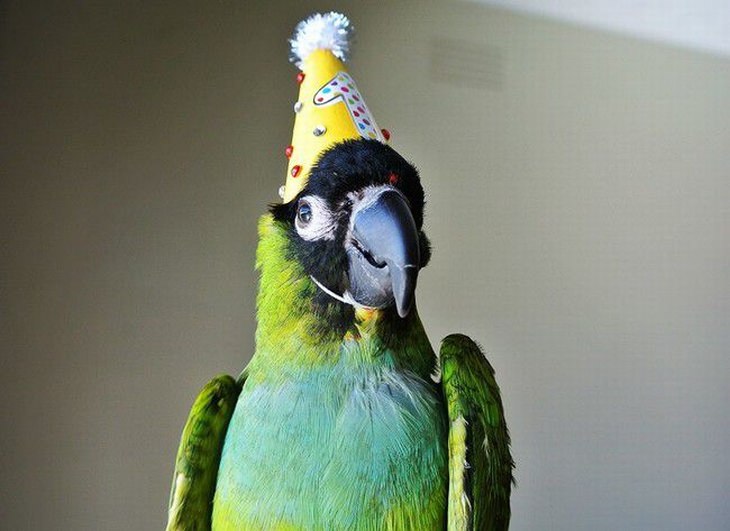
[309,275,379,310]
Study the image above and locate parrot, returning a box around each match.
[165,12,513,531]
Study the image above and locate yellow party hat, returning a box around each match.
[281,12,389,203]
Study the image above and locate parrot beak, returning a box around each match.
[346,188,420,318]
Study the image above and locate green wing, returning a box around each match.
[440,334,514,531]
[166,374,242,531]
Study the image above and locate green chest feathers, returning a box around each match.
[212,363,448,530]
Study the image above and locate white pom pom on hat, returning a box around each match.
[289,12,353,69]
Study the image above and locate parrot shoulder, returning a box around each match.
[439,333,514,531]
[166,374,242,531]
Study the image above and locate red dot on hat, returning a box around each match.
[389,172,399,185]
[296,72,305,84]
[381,128,391,141]
[285,145,293,159]
[316,96,323,102]
[291,165,302,178]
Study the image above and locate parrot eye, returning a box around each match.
[297,201,313,225]
[297,201,312,226]
[294,196,335,241]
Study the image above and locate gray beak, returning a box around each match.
[346,189,420,317]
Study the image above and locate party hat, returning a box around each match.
[281,12,390,203]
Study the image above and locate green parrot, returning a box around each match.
[165,140,514,530]
[166,11,513,531]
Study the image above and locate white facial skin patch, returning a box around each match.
[294,195,338,241]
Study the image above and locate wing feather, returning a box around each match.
[166,374,241,531]
[440,334,514,531]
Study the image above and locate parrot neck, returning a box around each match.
[246,214,436,380]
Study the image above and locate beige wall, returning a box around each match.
[2,1,728,529]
